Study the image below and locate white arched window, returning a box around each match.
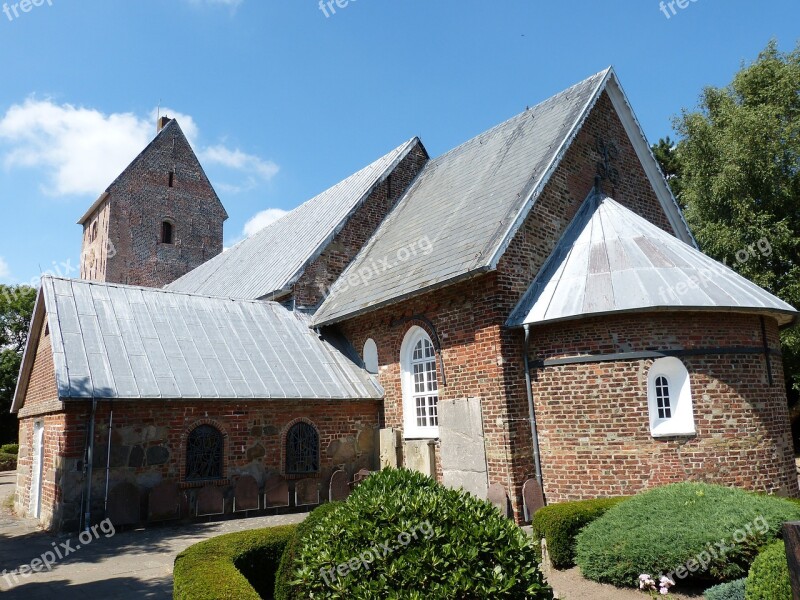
[363,338,379,374]
[647,357,695,437]
[401,327,439,439]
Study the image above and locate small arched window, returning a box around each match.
[286,422,320,475]
[363,338,379,374]
[401,326,439,439]
[648,357,695,438]
[161,220,174,244]
[186,425,224,481]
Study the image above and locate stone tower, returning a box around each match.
[78,117,227,287]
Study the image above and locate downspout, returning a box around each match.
[523,324,543,486]
[103,401,113,518]
[83,398,98,530]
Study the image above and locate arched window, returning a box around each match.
[161,220,174,244]
[186,425,224,481]
[363,338,379,374]
[647,357,695,438]
[286,422,319,475]
[401,326,439,439]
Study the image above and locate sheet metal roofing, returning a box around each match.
[312,70,612,326]
[507,194,798,327]
[166,137,421,299]
[28,277,382,401]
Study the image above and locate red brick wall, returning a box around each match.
[527,313,798,502]
[293,143,429,308]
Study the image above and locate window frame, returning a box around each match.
[647,357,696,438]
[185,424,225,482]
[161,220,174,245]
[285,421,320,475]
[400,326,440,439]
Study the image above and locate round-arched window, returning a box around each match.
[186,425,224,481]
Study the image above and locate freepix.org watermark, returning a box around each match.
[659,0,699,20]
[318,0,357,18]
[319,520,434,587]
[1,518,116,590]
[2,0,52,23]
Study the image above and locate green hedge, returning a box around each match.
[173,524,297,600]
[744,540,791,600]
[705,578,746,600]
[274,502,343,600]
[290,468,553,599]
[576,483,800,588]
[0,444,18,455]
[0,452,16,471]
[530,496,628,568]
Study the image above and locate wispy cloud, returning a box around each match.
[243,208,288,237]
[0,98,277,197]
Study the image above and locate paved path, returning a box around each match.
[0,471,306,599]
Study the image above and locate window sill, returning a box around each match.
[651,429,696,439]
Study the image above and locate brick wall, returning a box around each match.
[293,143,429,308]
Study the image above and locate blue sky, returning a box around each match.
[0,0,797,286]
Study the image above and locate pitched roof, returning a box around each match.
[78,119,225,225]
[166,137,423,299]
[506,193,797,327]
[11,277,382,408]
[312,68,692,326]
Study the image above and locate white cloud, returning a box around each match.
[0,98,276,197]
[0,257,10,279]
[243,208,289,237]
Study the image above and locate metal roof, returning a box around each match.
[23,277,382,402]
[311,70,617,326]
[507,193,798,327]
[166,137,422,300]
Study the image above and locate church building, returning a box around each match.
[11,69,799,531]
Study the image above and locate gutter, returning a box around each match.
[523,324,543,488]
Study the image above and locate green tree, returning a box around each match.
[0,284,37,443]
[654,40,800,400]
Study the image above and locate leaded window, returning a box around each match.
[411,337,439,429]
[186,425,224,481]
[655,376,671,419]
[286,422,319,475]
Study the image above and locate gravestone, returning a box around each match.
[329,470,350,501]
[403,440,436,477]
[196,485,225,516]
[295,478,320,507]
[379,428,401,469]
[148,481,181,521]
[107,482,140,526]
[438,397,489,499]
[263,473,290,507]
[487,483,511,518]
[234,475,260,512]
[522,478,546,522]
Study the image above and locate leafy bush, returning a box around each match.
[575,483,800,588]
[0,452,16,471]
[744,540,791,600]
[274,501,344,600]
[530,496,628,568]
[174,524,297,600]
[290,468,553,599]
[0,444,18,455]
[705,578,746,600]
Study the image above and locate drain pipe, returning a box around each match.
[83,398,98,530]
[103,401,113,518]
[523,324,543,486]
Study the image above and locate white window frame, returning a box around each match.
[647,357,696,437]
[400,326,439,439]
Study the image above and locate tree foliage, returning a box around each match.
[0,285,37,443]
[653,40,800,393]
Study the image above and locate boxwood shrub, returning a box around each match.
[174,524,297,600]
[0,452,16,471]
[705,578,746,600]
[744,540,791,600]
[290,468,553,599]
[575,483,800,588]
[0,444,18,455]
[530,496,628,568]
[274,501,344,600]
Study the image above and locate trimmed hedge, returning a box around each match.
[744,540,791,600]
[274,501,343,600]
[174,524,297,600]
[576,483,800,588]
[0,452,16,472]
[0,444,18,455]
[530,496,628,568]
[705,578,746,600]
[290,468,553,599]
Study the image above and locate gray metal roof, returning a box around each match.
[29,277,382,401]
[312,70,614,326]
[166,138,421,299]
[507,193,798,327]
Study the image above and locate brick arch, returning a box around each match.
[179,419,231,482]
[280,417,320,477]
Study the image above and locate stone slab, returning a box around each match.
[522,478,545,522]
[487,483,511,518]
[403,439,436,477]
[295,478,320,507]
[107,482,140,526]
[329,469,350,501]
[438,397,489,499]
[234,475,260,512]
[263,473,290,507]
[147,481,181,522]
[379,428,401,469]
[196,485,225,516]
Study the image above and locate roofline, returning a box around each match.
[77,191,110,225]
[11,287,47,414]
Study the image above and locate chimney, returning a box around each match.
[157,116,172,132]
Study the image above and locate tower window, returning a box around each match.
[161,221,174,245]
[168,171,174,187]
